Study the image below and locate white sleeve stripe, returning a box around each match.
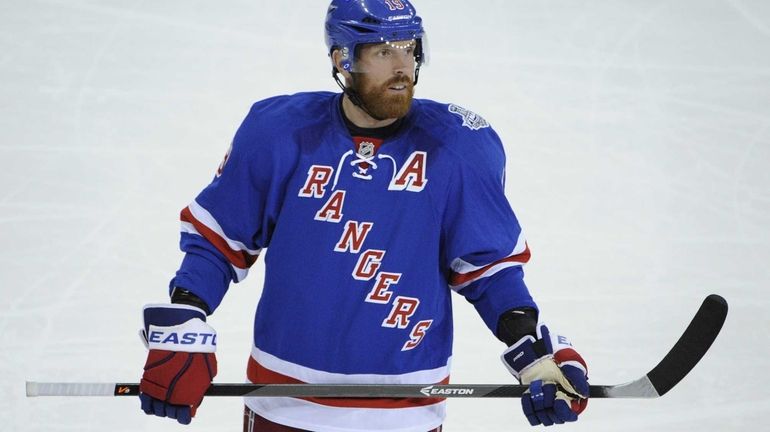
[181,216,251,282]
[449,260,526,291]
[450,231,527,274]
[187,200,261,256]
[180,221,199,235]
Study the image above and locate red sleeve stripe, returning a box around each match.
[180,204,260,270]
[449,243,531,290]
[247,356,448,409]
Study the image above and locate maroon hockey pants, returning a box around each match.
[243,406,443,432]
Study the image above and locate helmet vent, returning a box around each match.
[348,24,377,33]
[361,17,381,25]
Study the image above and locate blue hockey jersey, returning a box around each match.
[171,92,536,432]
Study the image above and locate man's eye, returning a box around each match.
[379,49,390,56]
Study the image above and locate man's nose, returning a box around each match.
[392,52,411,74]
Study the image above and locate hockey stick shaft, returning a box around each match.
[26,381,614,398]
[26,294,727,400]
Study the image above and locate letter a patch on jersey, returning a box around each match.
[389,151,428,192]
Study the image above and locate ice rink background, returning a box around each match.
[1,0,769,430]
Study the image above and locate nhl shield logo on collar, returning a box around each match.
[448,104,490,130]
[358,141,375,158]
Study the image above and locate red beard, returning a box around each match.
[352,74,415,120]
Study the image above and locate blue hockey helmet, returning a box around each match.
[325,0,427,73]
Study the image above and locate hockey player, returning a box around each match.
[137,0,589,430]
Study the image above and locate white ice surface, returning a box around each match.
[1,0,769,430]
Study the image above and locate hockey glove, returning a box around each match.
[139,304,217,425]
[501,324,589,426]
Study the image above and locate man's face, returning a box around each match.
[350,40,417,120]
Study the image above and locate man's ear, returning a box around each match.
[332,49,353,81]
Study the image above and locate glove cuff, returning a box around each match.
[141,303,216,353]
[501,335,549,381]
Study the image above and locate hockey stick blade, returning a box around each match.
[26,295,727,399]
[598,293,728,398]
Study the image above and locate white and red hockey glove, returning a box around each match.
[139,304,217,424]
[501,324,589,426]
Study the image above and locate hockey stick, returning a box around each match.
[26,294,727,399]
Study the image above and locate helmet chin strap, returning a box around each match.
[332,68,386,122]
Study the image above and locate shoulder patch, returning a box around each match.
[215,140,233,177]
[448,104,489,130]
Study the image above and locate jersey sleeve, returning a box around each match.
[441,126,537,334]
[170,100,297,313]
